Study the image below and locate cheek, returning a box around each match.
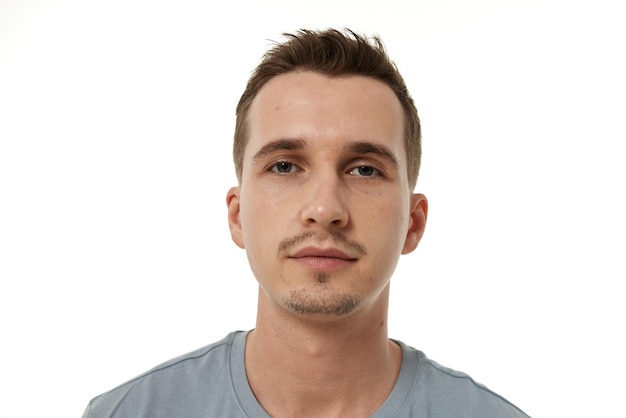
[239,188,292,254]
[240,198,266,249]
[369,197,410,249]
[239,198,272,281]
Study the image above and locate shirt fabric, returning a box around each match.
[83,330,529,417]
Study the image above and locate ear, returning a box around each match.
[401,193,428,255]
[226,186,245,249]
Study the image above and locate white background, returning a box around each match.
[1,0,624,417]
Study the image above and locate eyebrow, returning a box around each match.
[345,141,399,167]
[252,138,399,167]
[252,138,307,162]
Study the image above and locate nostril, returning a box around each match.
[300,187,349,228]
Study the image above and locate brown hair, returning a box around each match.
[234,28,421,190]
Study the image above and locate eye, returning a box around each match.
[270,161,299,174]
[349,165,379,177]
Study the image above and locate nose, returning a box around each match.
[300,172,349,229]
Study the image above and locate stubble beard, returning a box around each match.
[281,273,364,317]
[277,231,368,317]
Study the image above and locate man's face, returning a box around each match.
[227,71,427,319]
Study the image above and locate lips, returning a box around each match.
[289,247,357,272]
[291,247,356,260]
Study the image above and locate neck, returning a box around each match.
[245,285,401,418]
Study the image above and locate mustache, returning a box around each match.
[278,230,367,256]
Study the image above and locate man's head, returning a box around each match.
[233,28,421,191]
[227,28,427,320]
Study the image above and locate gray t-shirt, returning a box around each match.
[83,331,529,417]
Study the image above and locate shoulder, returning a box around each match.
[397,341,530,417]
[83,331,245,418]
[96,331,237,396]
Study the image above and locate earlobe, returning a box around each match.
[226,186,245,249]
[401,193,428,255]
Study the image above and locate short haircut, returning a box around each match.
[233,28,421,190]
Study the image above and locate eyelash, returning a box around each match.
[348,165,381,178]
[270,161,299,174]
[268,160,383,178]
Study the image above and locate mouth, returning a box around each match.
[289,247,357,272]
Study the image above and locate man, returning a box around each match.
[83,28,529,417]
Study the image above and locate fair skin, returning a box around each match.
[227,71,428,417]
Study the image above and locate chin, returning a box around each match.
[281,287,364,317]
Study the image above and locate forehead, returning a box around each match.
[245,71,406,161]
